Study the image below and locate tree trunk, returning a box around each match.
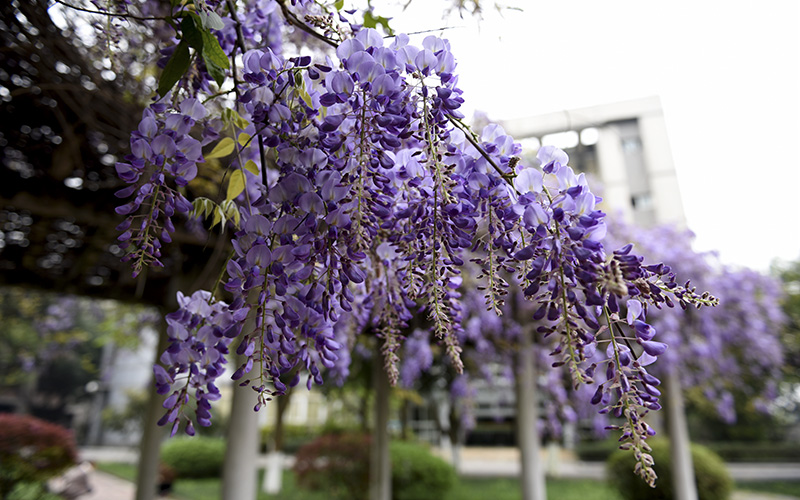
[221,358,260,500]
[134,324,169,500]
[666,369,698,500]
[86,341,116,446]
[369,345,391,500]
[516,328,546,500]
[262,387,292,494]
[448,398,464,474]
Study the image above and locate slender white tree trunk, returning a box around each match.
[517,328,546,500]
[221,363,260,500]
[666,369,698,500]
[262,389,291,494]
[134,322,168,500]
[262,450,283,494]
[369,346,391,500]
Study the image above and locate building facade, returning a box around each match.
[502,96,687,229]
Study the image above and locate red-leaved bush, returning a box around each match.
[0,413,77,498]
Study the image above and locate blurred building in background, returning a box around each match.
[502,95,686,229]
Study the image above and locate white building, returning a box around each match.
[501,96,687,228]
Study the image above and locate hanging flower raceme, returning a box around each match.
[115,97,207,277]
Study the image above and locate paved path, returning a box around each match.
[82,470,136,500]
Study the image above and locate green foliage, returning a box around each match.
[704,441,800,463]
[774,257,800,381]
[607,439,732,500]
[736,480,800,498]
[576,439,619,462]
[0,414,77,498]
[447,477,622,500]
[161,437,226,478]
[98,463,624,500]
[158,39,191,97]
[5,481,62,500]
[0,287,151,392]
[158,12,230,96]
[293,434,455,500]
[391,441,456,500]
[260,424,321,454]
[362,10,394,35]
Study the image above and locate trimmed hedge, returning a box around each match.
[584,438,800,464]
[607,439,732,500]
[576,439,619,462]
[704,442,800,463]
[161,437,225,478]
[391,441,455,500]
[293,433,456,500]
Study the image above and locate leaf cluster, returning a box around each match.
[159,10,230,96]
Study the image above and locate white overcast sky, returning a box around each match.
[386,0,800,272]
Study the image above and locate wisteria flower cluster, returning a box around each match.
[107,0,719,485]
[115,98,207,276]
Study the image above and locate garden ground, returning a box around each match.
[81,446,800,500]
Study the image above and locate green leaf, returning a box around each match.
[181,16,204,52]
[221,200,241,228]
[222,108,250,130]
[206,137,235,159]
[334,0,344,9]
[200,29,229,69]
[211,206,225,229]
[363,11,394,36]
[238,133,251,147]
[298,88,313,107]
[157,40,190,97]
[205,59,226,88]
[190,197,217,219]
[244,160,259,176]
[226,169,246,201]
[293,73,314,107]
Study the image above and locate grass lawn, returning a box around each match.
[97,463,800,500]
[736,480,800,498]
[96,463,620,500]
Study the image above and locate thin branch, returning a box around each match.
[275,0,337,48]
[51,0,170,22]
[258,134,269,195]
[447,115,519,195]
[383,26,463,38]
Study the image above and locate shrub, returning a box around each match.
[160,437,225,478]
[260,424,322,454]
[293,434,456,500]
[704,441,800,463]
[607,439,733,500]
[575,439,619,462]
[293,432,371,500]
[391,441,455,500]
[0,413,77,499]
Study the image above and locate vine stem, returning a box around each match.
[275,0,337,48]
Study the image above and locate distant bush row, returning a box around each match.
[578,439,800,463]
[160,432,456,499]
